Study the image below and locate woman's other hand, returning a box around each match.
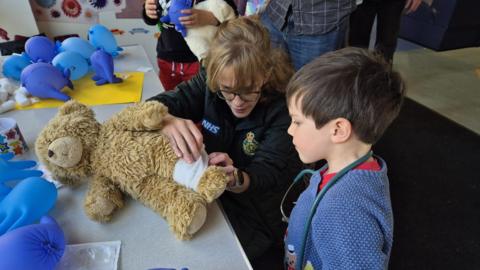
[209,152,249,193]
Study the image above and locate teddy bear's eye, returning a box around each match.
[48,150,54,157]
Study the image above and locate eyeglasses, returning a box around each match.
[216,90,261,102]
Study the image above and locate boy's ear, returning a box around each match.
[330,118,352,143]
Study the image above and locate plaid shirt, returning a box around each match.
[265,0,357,35]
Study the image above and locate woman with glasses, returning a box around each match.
[147,16,302,268]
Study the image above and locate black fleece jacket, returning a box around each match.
[147,69,302,259]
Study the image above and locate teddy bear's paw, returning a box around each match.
[55,175,84,186]
[84,196,118,222]
[187,203,207,235]
[141,102,168,130]
[196,167,228,203]
[171,202,206,240]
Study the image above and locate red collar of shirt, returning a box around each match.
[318,159,381,192]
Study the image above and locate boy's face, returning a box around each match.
[288,98,332,164]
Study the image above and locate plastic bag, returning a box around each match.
[56,240,121,270]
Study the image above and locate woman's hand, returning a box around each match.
[179,9,219,27]
[161,114,203,163]
[145,0,158,19]
[208,152,233,167]
[209,152,249,193]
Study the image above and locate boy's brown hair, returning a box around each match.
[286,47,406,144]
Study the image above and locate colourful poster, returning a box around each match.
[0,0,39,44]
[29,0,127,24]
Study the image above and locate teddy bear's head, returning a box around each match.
[35,100,101,185]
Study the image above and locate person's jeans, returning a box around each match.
[261,12,348,70]
[349,0,406,62]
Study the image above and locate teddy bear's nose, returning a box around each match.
[48,150,54,157]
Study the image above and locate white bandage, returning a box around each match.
[173,147,209,191]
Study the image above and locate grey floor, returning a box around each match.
[394,38,480,134]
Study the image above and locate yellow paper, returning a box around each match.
[17,71,144,110]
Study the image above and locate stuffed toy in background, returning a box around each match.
[90,49,123,86]
[159,0,236,60]
[35,100,229,240]
[183,0,236,60]
[21,62,73,101]
[88,24,123,57]
[160,0,192,37]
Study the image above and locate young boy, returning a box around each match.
[284,47,405,269]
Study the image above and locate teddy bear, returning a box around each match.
[35,100,229,240]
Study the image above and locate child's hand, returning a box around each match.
[405,0,422,13]
[179,9,219,28]
[145,0,158,19]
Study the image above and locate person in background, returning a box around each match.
[260,0,356,70]
[349,0,422,63]
[284,47,405,269]
[142,0,237,91]
[147,17,302,269]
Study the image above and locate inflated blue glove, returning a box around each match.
[0,216,65,270]
[0,152,43,200]
[0,177,57,235]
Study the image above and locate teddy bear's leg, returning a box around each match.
[196,166,229,203]
[140,176,207,240]
[84,175,124,222]
[104,101,168,131]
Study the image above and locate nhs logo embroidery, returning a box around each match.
[202,119,220,135]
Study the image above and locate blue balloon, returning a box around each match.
[52,51,89,80]
[21,62,73,101]
[1,53,31,81]
[0,177,57,235]
[58,37,96,60]
[88,24,123,57]
[25,36,57,63]
[0,216,65,270]
[0,153,43,200]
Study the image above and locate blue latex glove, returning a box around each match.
[0,177,57,235]
[0,153,43,200]
[0,216,65,270]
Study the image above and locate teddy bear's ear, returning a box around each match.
[58,100,94,118]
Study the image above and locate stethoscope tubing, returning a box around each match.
[281,151,373,270]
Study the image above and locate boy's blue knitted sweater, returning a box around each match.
[285,157,393,270]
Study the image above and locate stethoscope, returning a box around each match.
[280,151,373,270]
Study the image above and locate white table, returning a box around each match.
[2,45,252,270]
